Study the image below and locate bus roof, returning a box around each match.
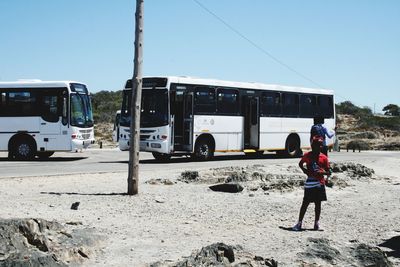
[0,80,84,88]
[170,76,333,95]
[133,76,334,95]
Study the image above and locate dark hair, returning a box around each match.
[313,116,324,124]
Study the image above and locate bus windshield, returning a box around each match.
[70,93,94,127]
[120,89,169,128]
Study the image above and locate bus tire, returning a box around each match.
[285,135,302,158]
[37,151,54,159]
[194,138,214,161]
[152,152,171,161]
[12,138,36,160]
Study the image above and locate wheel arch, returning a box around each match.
[285,132,302,157]
[194,133,215,152]
[286,133,301,147]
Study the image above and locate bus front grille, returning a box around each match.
[79,129,92,140]
[140,135,150,141]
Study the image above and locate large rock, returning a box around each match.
[300,238,393,267]
[150,242,277,267]
[0,218,102,267]
[209,183,244,193]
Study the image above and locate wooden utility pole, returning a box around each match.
[128,0,144,195]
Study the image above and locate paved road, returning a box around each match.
[0,149,399,179]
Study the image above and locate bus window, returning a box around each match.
[194,87,216,114]
[0,92,5,113]
[300,94,316,118]
[318,95,334,118]
[261,92,281,116]
[41,91,60,122]
[216,88,239,115]
[282,93,299,117]
[7,91,37,116]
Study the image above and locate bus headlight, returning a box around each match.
[161,135,168,140]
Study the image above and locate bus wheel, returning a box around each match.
[152,152,171,161]
[37,151,54,159]
[194,139,214,161]
[285,136,302,157]
[13,139,35,160]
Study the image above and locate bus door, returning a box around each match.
[171,88,193,152]
[182,92,194,151]
[39,91,69,151]
[243,96,260,149]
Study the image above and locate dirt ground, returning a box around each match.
[0,153,399,266]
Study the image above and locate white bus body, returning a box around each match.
[118,77,335,160]
[0,81,95,159]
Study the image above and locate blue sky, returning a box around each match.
[0,0,399,113]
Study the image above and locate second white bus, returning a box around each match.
[0,80,95,159]
[118,76,335,160]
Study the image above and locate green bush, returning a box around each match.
[360,116,400,131]
[335,101,373,118]
[347,140,371,150]
[91,90,122,123]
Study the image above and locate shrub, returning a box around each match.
[346,140,371,150]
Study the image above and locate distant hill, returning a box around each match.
[336,102,400,150]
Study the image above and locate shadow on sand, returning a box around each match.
[279,226,323,232]
[379,235,400,258]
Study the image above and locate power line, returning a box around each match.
[192,0,325,89]
[192,0,356,105]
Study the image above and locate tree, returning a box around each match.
[335,101,359,115]
[382,104,400,116]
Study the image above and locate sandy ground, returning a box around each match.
[0,153,399,266]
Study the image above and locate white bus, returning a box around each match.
[0,80,95,159]
[112,110,121,142]
[118,76,335,160]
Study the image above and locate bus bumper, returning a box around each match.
[140,140,169,154]
[118,139,169,154]
[119,139,130,151]
[72,139,95,150]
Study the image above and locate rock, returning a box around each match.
[179,171,199,183]
[150,242,274,267]
[209,183,244,193]
[331,162,375,178]
[300,237,393,267]
[70,202,80,210]
[302,238,343,265]
[225,171,249,183]
[66,221,83,226]
[0,218,102,266]
[155,198,165,203]
[352,243,393,267]
[146,178,175,185]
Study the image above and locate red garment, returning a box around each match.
[299,152,330,185]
